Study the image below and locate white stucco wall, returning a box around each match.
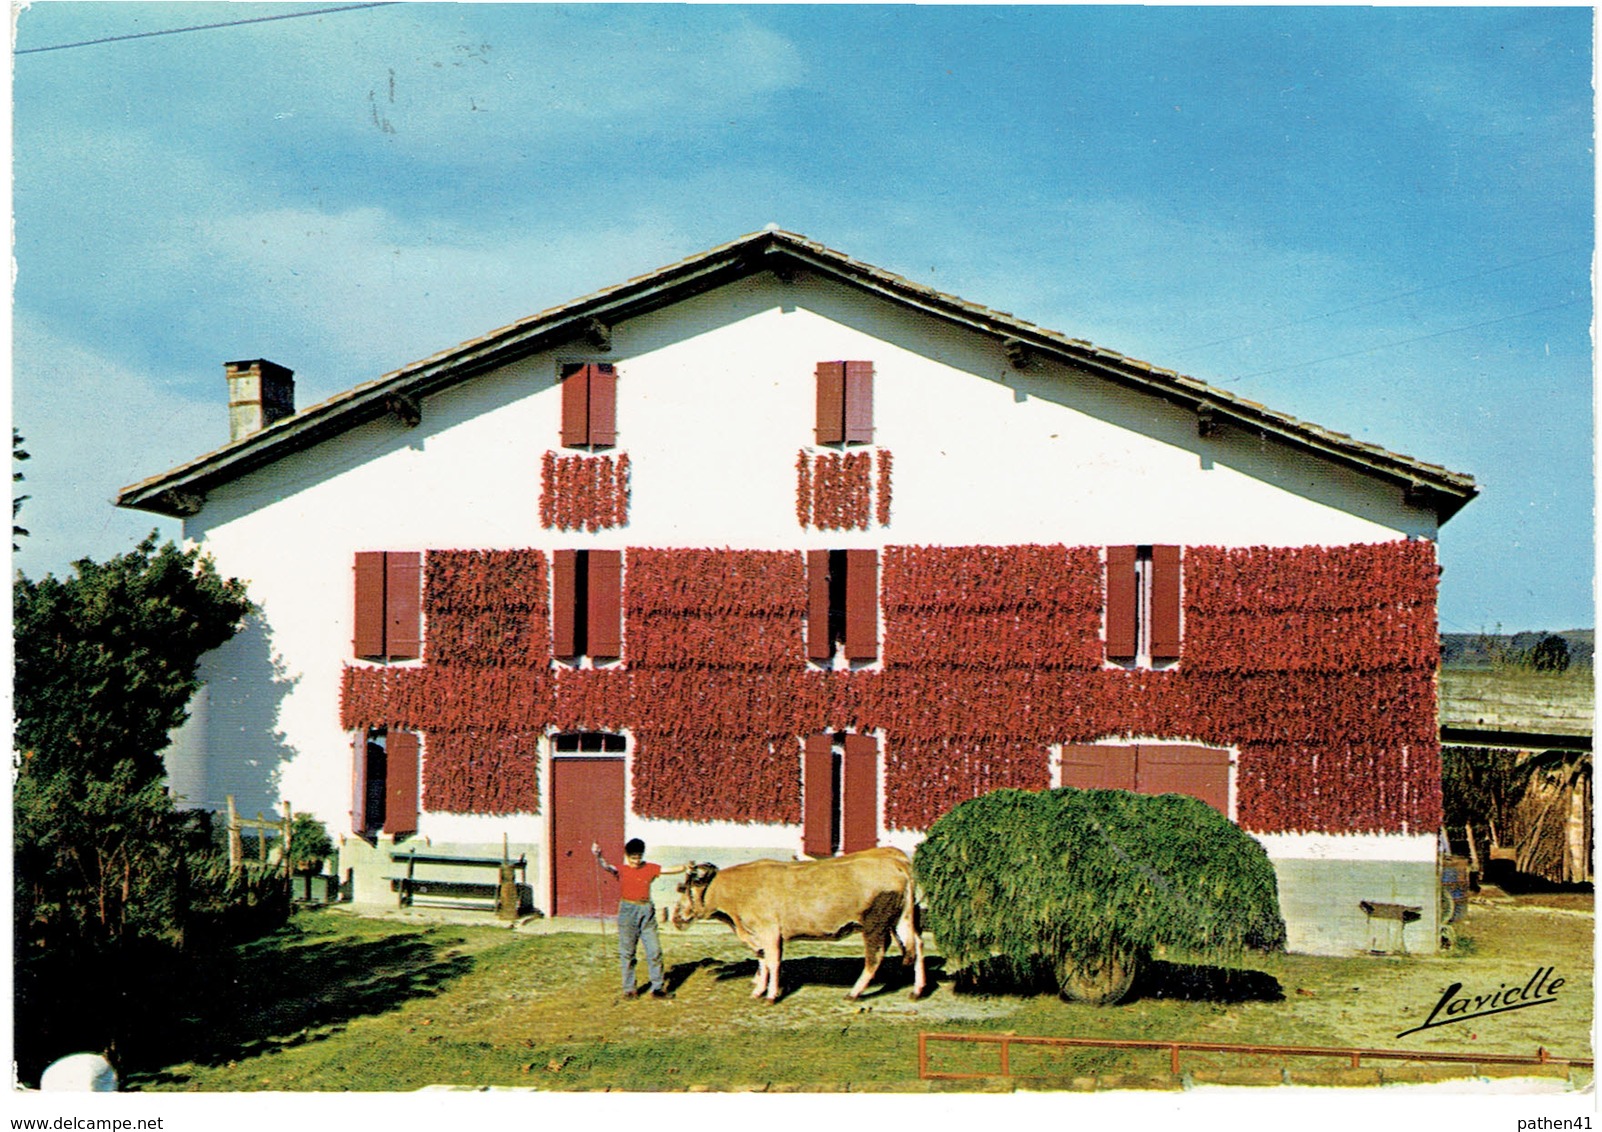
[163,273,1440,922]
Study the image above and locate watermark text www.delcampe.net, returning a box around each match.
[12,1120,164,1130]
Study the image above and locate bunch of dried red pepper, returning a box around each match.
[340,540,1441,834]
[539,451,630,532]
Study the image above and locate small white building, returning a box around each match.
[119,229,1476,954]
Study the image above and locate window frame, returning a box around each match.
[814,361,874,447]
[552,730,627,755]
[1106,544,1181,667]
[353,551,421,661]
[352,726,421,837]
[802,731,879,856]
[806,548,879,665]
[552,548,624,664]
[559,361,618,449]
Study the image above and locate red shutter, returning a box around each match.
[560,364,590,447]
[843,361,874,444]
[586,550,623,658]
[1149,545,1181,661]
[1061,744,1138,791]
[841,733,878,852]
[587,363,617,447]
[1105,546,1137,660]
[384,730,421,836]
[1136,744,1229,815]
[552,550,579,656]
[386,552,421,660]
[807,549,832,661]
[815,362,845,445]
[353,551,387,658]
[802,735,834,857]
[351,729,369,832]
[844,549,878,661]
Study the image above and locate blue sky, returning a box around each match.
[11,3,1594,634]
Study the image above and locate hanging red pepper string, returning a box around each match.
[875,449,893,527]
[348,541,1439,835]
[539,452,630,531]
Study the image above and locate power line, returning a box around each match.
[1168,248,1576,358]
[1228,296,1585,382]
[15,3,396,56]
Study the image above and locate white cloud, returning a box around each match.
[21,6,809,168]
[187,206,706,400]
[11,313,213,578]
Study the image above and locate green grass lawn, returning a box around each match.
[121,894,1592,1093]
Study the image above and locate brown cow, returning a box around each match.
[671,846,926,1002]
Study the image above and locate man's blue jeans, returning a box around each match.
[617,900,664,993]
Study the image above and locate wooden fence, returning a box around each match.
[225,795,292,872]
[918,1032,1593,1082]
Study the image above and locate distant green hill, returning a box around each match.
[1440,629,1593,669]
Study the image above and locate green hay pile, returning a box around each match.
[914,788,1287,979]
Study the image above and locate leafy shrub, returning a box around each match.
[288,814,334,870]
[181,856,292,946]
[914,788,1286,993]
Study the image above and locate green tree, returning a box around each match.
[14,535,253,1075]
[915,788,1285,1005]
[1441,745,1523,852]
[15,534,251,786]
[1529,633,1572,673]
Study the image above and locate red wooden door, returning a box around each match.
[1060,744,1138,791]
[1137,744,1230,815]
[550,757,625,918]
[1059,744,1229,816]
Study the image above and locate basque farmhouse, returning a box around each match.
[118,229,1478,954]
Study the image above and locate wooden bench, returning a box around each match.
[1359,900,1423,954]
[389,849,528,918]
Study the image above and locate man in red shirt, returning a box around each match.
[592,838,688,999]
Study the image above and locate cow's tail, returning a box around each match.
[897,866,928,999]
[897,868,922,959]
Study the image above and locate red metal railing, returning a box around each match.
[918,1031,1594,1081]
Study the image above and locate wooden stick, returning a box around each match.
[227,795,243,873]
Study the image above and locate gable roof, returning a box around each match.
[117,227,1477,522]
